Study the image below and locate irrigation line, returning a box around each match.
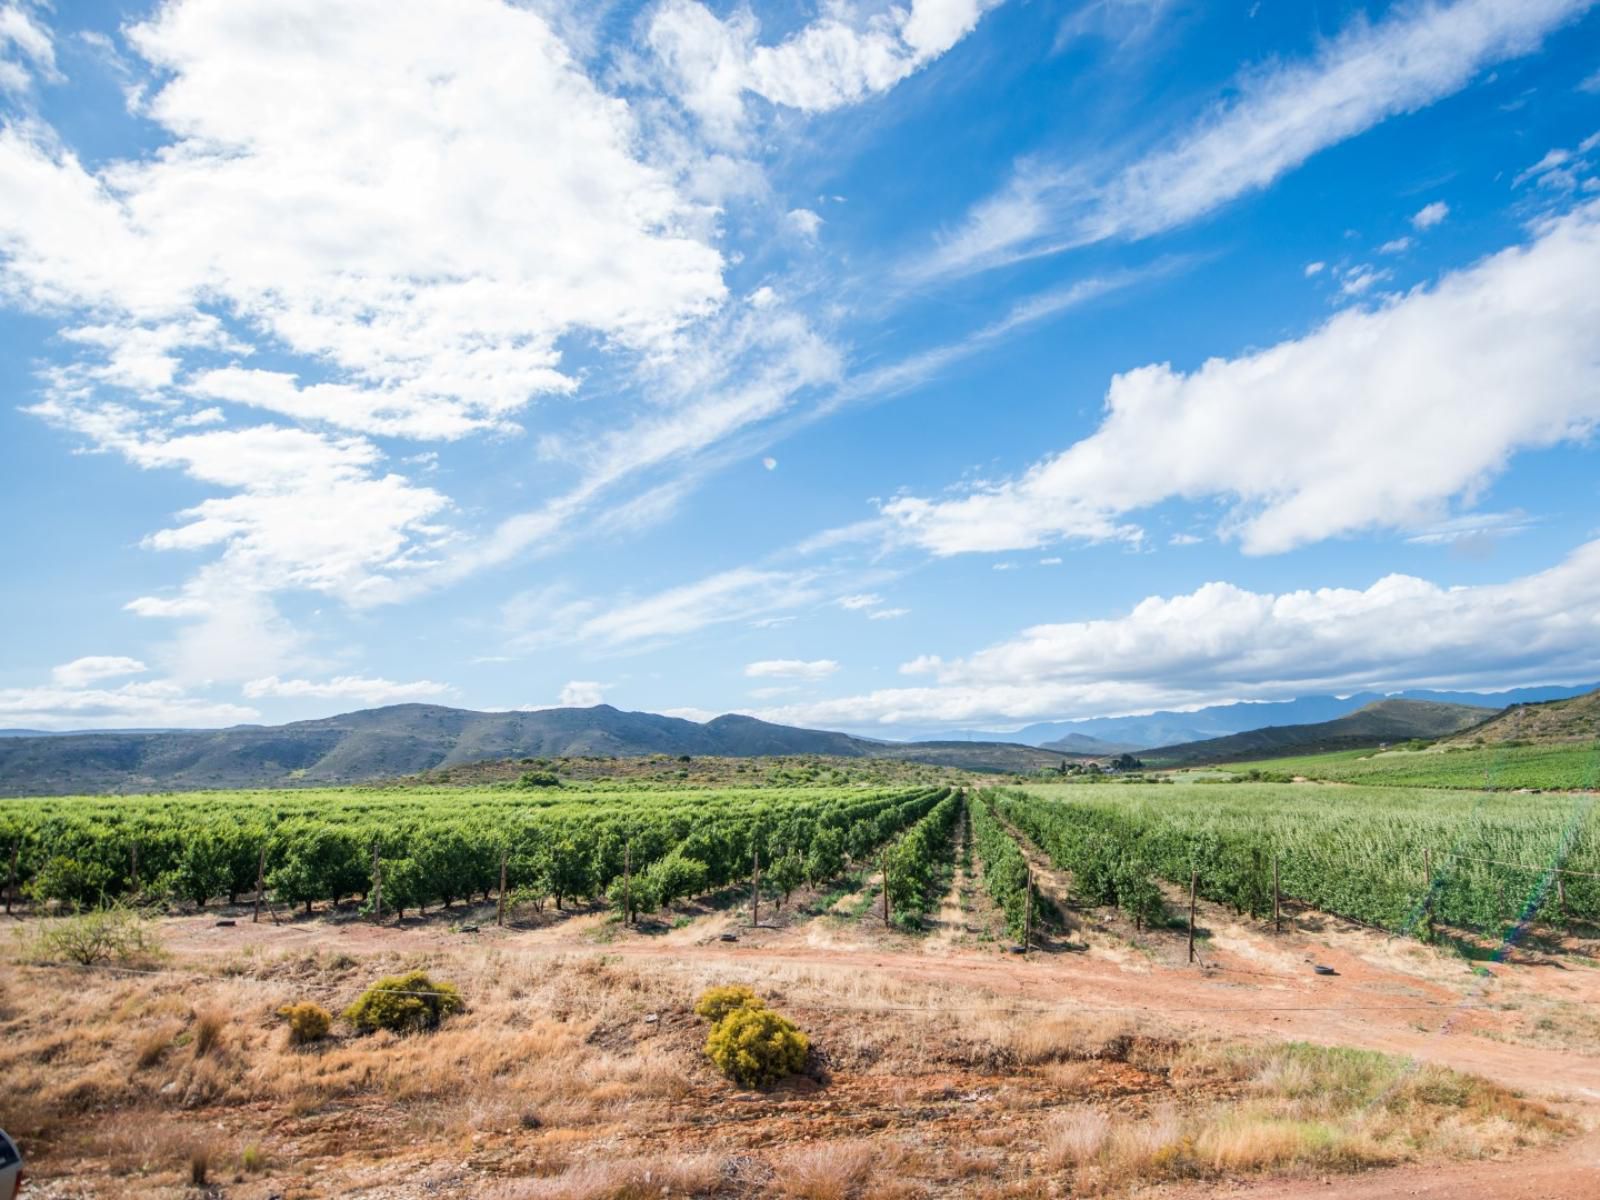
[1434,852,1600,880]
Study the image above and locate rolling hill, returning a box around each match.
[0,703,1074,796]
[1439,687,1600,747]
[1143,699,1498,766]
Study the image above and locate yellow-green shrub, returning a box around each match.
[705,1005,809,1088]
[694,984,764,1024]
[277,1001,332,1045]
[343,971,463,1034]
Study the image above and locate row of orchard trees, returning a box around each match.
[882,789,964,927]
[967,791,1037,941]
[0,786,954,920]
[994,790,1167,931]
[1001,783,1600,935]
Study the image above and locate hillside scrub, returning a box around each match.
[704,1005,810,1088]
[20,902,165,967]
[344,971,464,1034]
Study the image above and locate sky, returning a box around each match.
[1,0,1599,737]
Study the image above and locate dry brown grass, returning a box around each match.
[192,1004,226,1057]
[1038,1107,1111,1169]
[773,1139,877,1199]
[0,943,1573,1199]
[133,1022,177,1068]
[487,1154,725,1199]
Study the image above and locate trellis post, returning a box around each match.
[253,845,266,924]
[1024,867,1033,952]
[498,848,508,927]
[1187,871,1198,964]
[370,841,382,923]
[1273,855,1281,934]
[5,842,17,915]
[751,847,760,928]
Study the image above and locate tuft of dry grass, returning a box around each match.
[489,1154,725,1199]
[192,1005,226,1057]
[1003,1013,1136,1065]
[1038,1107,1110,1169]
[774,1139,877,1199]
[134,1022,176,1069]
[188,1141,211,1186]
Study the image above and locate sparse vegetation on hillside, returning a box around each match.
[344,971,464,1034]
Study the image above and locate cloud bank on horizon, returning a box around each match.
[2,0,1598,732]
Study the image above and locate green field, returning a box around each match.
[1218,741,1600,790]
[1011,781,1598,936]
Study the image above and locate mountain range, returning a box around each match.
[0,704,1077,796]
[929,684,1600,749]
[1142,699,1498,766]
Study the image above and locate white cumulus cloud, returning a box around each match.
[0,679,257,731]
[1412,200,1451,229]
[649,0,997,143]
[557,680,607,707]
[886,201,1600,557]
[754,538,1600,728]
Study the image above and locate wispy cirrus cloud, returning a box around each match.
[915,0,1590,280]
[51,656,147,688]
[744,658,839,681]
[241,675,455,704]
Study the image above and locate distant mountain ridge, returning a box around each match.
[1144,699,1499,766]
[927,684,1600,749]
[0,703,1074,796]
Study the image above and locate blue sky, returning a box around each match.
[2,0,1599,736]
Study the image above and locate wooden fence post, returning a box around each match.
[498,848,509,927]
[881,853,890,927]
[1187,871,1198,964]
[253,845,266,924]
[751,847,760,928]
[130,842,139,894]
[1024,867,1033,952]
[1557,874,1568,924]
[370,842,382,923]
[624,840,632,926]
[5,842,17,915]
[1273,855,1281,934]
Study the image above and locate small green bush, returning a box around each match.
[343,971,464,1034]
[705,1005,809,1088]
[24,902,164,966]
[694,984,764,1024]
[278,1001,332,1045]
